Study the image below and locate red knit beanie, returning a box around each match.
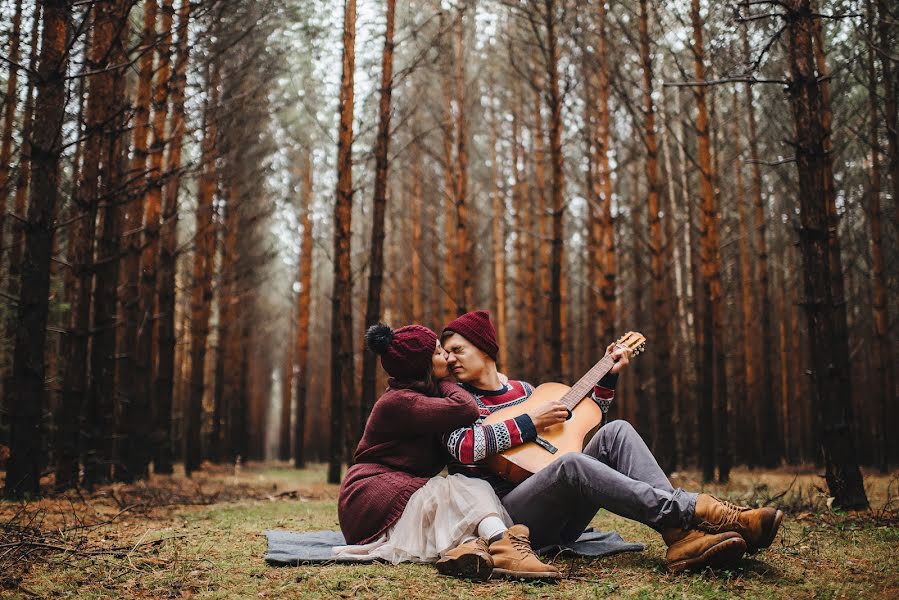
[441,310,499,361]
[365,323,437,381]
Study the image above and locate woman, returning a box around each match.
[336,323,559,580]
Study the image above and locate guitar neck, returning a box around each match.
[559,355,615,410]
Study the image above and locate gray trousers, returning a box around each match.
[501,420,698,548]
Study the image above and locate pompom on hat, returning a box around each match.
[441,310,499,361]
[365,323,438,381]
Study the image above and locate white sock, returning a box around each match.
[477,516,507,543]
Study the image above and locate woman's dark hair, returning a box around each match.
[419,361,440,397]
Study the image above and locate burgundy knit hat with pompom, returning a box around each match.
[365,323,438,381]
[441,310,499,360]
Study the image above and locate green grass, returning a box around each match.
[2,464,897,599]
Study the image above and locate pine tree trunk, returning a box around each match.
[740,28,777,467]
[360,0,395,435]
[280,314,294,462]
[294,151,313,469]
[185,64,220,476]
[627,160,643,429]
[639,0,675,472]
[785,0,867,509]
[583,63,600,364]
[811,9,854,471]
[411,149,423,324]
[731,88,755,466]
[596,0,615,349]
[533,82,552,381]
[674,87,699,465]
[118,0,158,482]
[865,0,894,472]
[57,1,125,490]
[489,108,507,366]
[215,181,240,463]
[329,0,356,485]
[691,0,729,482]
[0,0,23,277]
[86,0,131,486]
[453,6,471,315]
[4,0,71,499]
[527,75,550,381]
[440,16,457,326]
[154,0,190,475]
[134,0,174,474]
[544,0,565,382]
[2,1,40,456]
[511,88,529,378]
[660,91,685,465]
[875,0,899,241]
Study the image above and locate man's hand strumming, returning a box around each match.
[528,401,569,432]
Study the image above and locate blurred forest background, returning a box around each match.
[0,0,896,510]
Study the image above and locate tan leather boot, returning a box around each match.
[487,525,560,581]
[662,527,747,573]
[691,494,784,552]
[435,537,493,581]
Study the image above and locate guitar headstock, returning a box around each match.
[614,331,647,357]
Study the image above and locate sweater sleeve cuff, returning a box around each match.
[513,414,537,442]
[597,372,618,389]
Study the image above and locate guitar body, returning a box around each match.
[483,382,604,484]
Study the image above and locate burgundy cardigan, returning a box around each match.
[337,380,479,545]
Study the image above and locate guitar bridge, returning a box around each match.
[534,436,558,454]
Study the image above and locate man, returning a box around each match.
[438,310,783,572]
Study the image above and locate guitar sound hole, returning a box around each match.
[565,409,573,421]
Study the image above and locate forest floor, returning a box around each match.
[0,462,897,599]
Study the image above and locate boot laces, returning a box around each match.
[509,532,536,557]
[715,496,751,512]
[700,496,745,532]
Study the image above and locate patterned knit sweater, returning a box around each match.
[444,374,617,498]
[338,379,479,545]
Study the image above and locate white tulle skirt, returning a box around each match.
[332,473,511,564]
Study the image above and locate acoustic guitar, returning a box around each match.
[483,331,647,484]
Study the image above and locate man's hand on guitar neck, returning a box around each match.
[528,401,569,433]
[605,342,632,375]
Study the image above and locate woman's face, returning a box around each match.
[432,340,450,380]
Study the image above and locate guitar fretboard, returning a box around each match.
[559,355,616,410]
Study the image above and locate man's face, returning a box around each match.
[442,332,488,383]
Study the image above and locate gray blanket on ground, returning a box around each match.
[264,529,644,566]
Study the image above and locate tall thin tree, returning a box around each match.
[360,0,397,432]
[119,0,158,482]
[4,0,72,499]
[638,0,675,471]
[154,0,191,474]
[691,0,729,482]
[784,0,867,509]
[137,0,175,473]
[329,0,357,484]
[294,150,314,469]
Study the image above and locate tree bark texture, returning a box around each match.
[5,0,71,499]
[785,0,868,509]
[360,0,396,435]
[329,0,356,484]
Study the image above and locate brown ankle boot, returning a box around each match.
[487,525,560,581]
[435,537,493,581]
[662,527,747,573]
[691,494,784,552]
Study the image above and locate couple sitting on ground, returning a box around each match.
[336,310,784,580]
